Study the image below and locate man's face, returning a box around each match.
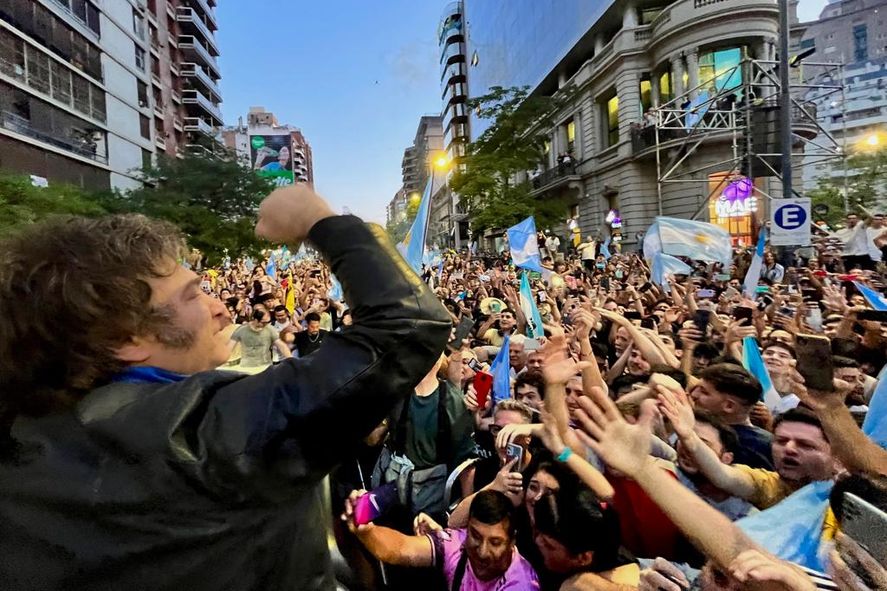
[614,326,631,354]
[274,310,289,325]
[690,380,730,417]
[846,215,859,228]
[464,518,514,581]
[526,351,544,371]
[499,312,516,332]
[509,342,526,369]
[565,377,583,413]
[534,532,583,575]
[137,261,232,374]
[677,422,731,476]
[307,320,321,335]
[627,348,651,376]
[762,345,793,375]
[834,366,864,401]
[772,421,833,484]
[515,384,543,411]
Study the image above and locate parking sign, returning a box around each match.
[770,199,811,246]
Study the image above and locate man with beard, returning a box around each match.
[343,489,539,589]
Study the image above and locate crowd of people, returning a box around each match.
[192,206,887,591]
[1,182,885,591]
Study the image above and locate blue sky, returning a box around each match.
[217,0,828,223]
[216,0,445,223]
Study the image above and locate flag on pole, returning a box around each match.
[397,178,433,274]
[741,336,782,411]
[650,252,693,292]
[265,256,276,279]
[853,281,887,311]
[506,217,545,273]
[643,217,732,265]
[743,227,767,299]
[285,272,296,315]
[490,334,512,405]
[519,272,544,338]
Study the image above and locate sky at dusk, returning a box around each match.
[217,0,830,223]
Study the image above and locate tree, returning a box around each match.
[103,147,274,264]
[385,192,422,244]
[0,173,108,233]
[808,148,887,227]
[449,85,576,234]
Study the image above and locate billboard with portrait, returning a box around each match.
[250,133,294,186]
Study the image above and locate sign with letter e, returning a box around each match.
[770,198,811,246]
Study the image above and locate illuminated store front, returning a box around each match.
[707,173,758,246]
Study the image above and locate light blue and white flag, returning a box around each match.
[863,375,887,448]
[506,216,545,273]
[650,252,693,293]
[397,177,433,274]
[519,272,544,338]
[490,334,512,405]
[737,480,834,572]
[244,256,255,272]
[743,227,767,299]
[265,256,277,279]
[741,336,781,411]
[644,217,732,266]
[328,274,343,302]
[853,281,887,311]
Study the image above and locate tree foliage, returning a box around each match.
[808,148,887,227]
[0,173,108,233]
[102,148,274,264]
[449,85,576,234]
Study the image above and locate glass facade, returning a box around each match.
[698,47,742,93]
[605,95,619,147]
[464,0,615,139]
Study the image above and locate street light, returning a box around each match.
[866,133,880,148]
[432,152,451,170]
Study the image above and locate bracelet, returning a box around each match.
[556,447,573,463]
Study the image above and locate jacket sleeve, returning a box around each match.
[180,216,451,493]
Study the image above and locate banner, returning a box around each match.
[250,133,294,187]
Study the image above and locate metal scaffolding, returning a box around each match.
[640,56,847,220]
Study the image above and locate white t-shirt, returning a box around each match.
[866,226,884,261]
[836,223,869,256]
[578,241,597,260]
[545,236,560,253]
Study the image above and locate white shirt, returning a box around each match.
[836,222,869,256]
[866,226,884,261]
[578,241,597,260]
[545,236,560,253]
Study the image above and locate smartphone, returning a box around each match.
[733,306,754,322]
[505,443,524,468]
[755,286,770,294]
[467,358,484,373]
[801,288,820,302]
[806,306,823,332]
[857,309,887,322]
[473,371,493,410]
[795,334,834,391]
[639,282,653,293]
[693,309,712,334]
[448,317,474,351]
[841,492,887,569]
[624,310,642,321]
[640,317,657,330]
[715,273,732,282]
[538,291,547,303]
[353,482,398,526]
[778,306,796,318]
[696,289,716,299]
[524,337,542,351]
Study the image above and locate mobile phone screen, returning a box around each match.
[795,334,834,391]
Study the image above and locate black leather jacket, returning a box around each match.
[0,216,450,590]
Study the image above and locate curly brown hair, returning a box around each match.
[0,214,187,442]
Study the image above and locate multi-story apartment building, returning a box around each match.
[798,0,887,206]
[220,107,314,186]
[401,114,443,195]
[0,0,222,191]
[460,0,793,250]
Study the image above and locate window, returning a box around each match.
[51,61,72,104]
[72,75,91,115]
[26,50,51,95]
[854,25,868,61]
[566,119,576,154]
[800,38,815,50]
[140,114,151,139]
[658,71,673,104]
[698,47,742,93]
[603,94,620,148]
[640,75,653,112]
[137,80,149,108]
[142,148,152,170]
[132,8,146,40]
[135,46,146,71]
[90,85,105,121]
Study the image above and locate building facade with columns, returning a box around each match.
[463,0,784,250]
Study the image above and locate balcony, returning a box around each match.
[1,110,108,164]
[651,0,777,47]
[441,61,467,85]
[179,35,220,78]
[183,0,218,30]
[173,117,184,131]
[530,162,582,195]
[176,7,220,56]
[440,42,465,67]
[183,116,215,136]
[180,62,221,102]
[182,89,223,124]
[443,103,468,133]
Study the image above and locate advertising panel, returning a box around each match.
[250,133,294,186]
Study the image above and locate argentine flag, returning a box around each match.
[743,227,767,299]
[490,334,512,405]
[644,217,732,266]
[397,177,433,274]
[506,217,544,273]
[650,252,693,292]
[519,272,544,338]
[863,375,887,448]
[853,281,887,311]
[741,336,781,411]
